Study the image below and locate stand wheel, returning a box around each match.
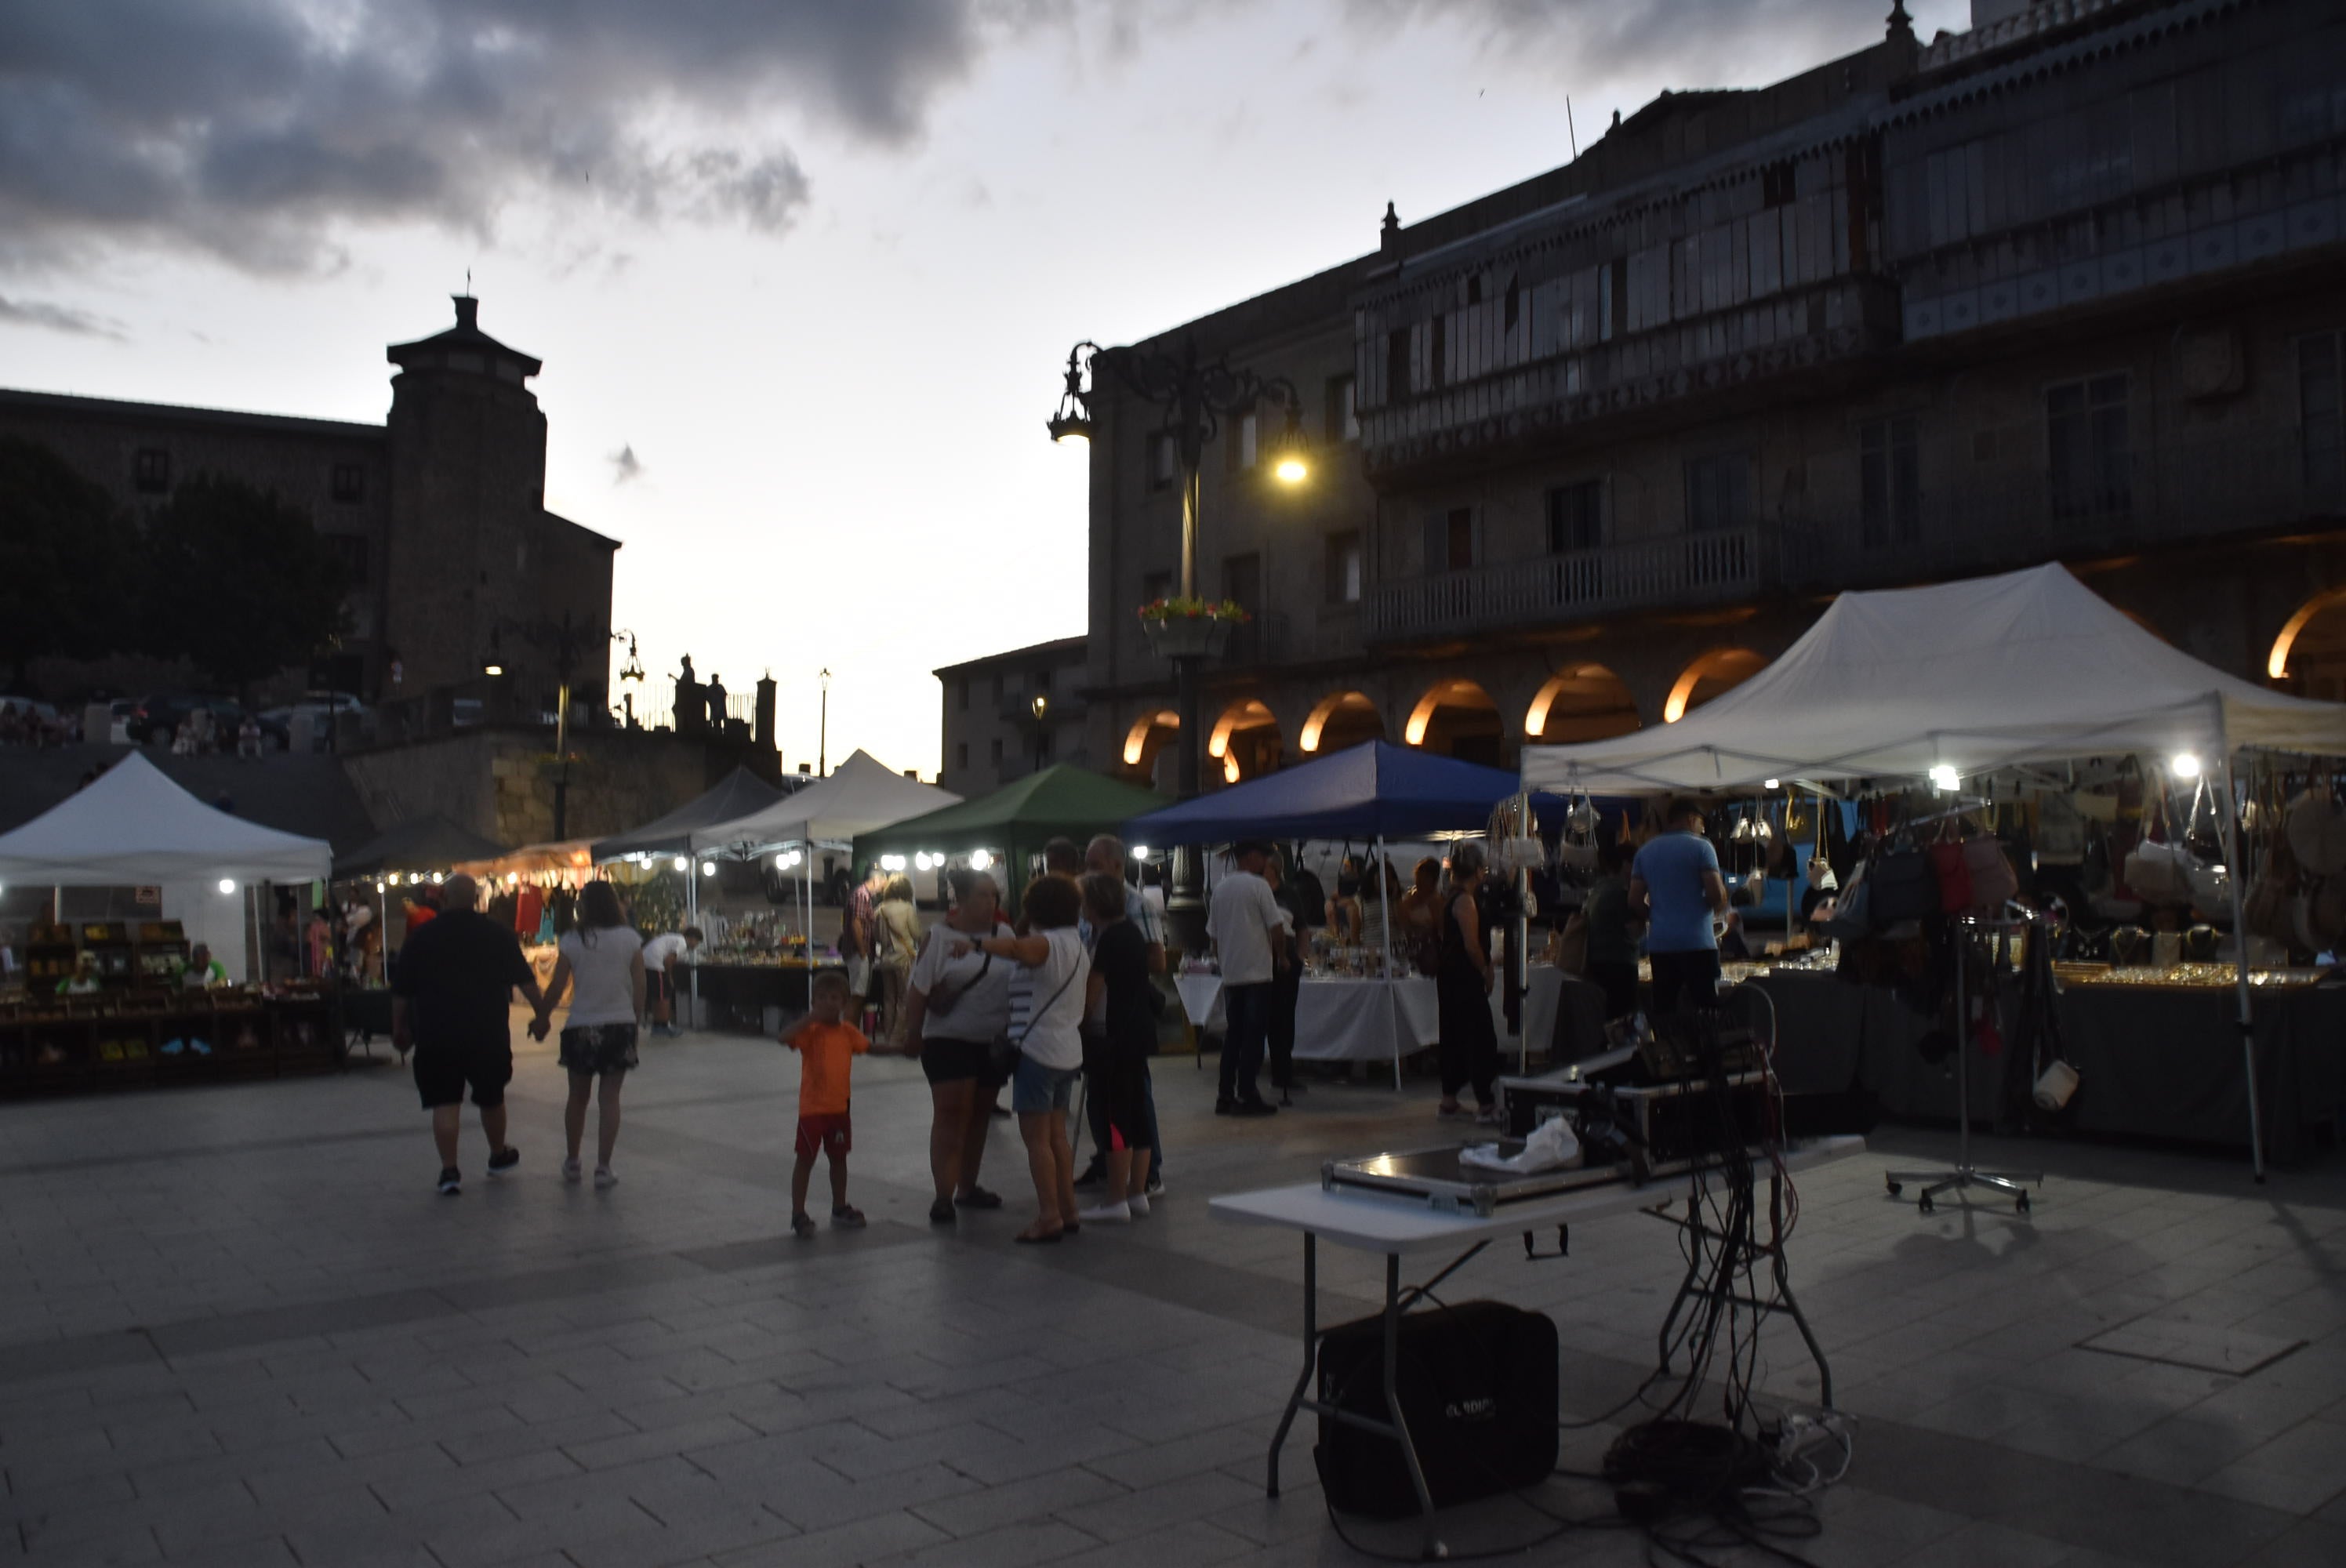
[1917,1194,1934,1214]
[2015,1192,2031,1216]
[1886,1180,1902,1197]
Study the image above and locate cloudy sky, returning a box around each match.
[1,0,1967,776]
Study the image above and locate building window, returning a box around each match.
[1222,551,1261,608]
[1142,569,1172,607]
[321,533,370,588]
[1424,506,1477,574]
[1325,531,1362,604]
[1326,375,1359,443]
[957,677,969,712]
[990,738,1003,764]
[1429,314,1447,389]
[133,448,170,494]
[1545,481,1604,553]
[1228,410,1258,473]
[2302,332,2344,502]
[1684,454,1752,533]
[991,672,1004,703]
[1149,431,1176,492]
[331,463,365,503]
[1859,418,1922,547]
[956,742,968,771]
[2046,374,2131,521]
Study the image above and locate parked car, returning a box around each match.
[257,691,369,751]
[128,694,287,750]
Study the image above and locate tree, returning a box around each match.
[0,437,138,686]
[140,474,349,697]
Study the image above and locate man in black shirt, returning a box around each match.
[393,873,549,1195]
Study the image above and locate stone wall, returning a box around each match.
[340,728,774,848]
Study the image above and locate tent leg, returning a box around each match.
[688,869,700,1033]
[1378,835,1400,1092]
[2217,753,2265,1182]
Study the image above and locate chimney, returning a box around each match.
[1379,201,1401,256]
[453,295,478,330]
[754,673,777,753]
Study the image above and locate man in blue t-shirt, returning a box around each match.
[1629,800,1730,1017]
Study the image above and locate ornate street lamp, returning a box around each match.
[1048,338,1309,921]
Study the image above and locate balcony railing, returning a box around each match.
[1366,527,1769,644]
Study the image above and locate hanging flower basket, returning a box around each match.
[1138,597,1247,660]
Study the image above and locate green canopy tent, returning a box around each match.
[854,765,1170,914]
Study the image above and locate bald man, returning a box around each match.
[393,873,550,1195]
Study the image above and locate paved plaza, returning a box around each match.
[3,1025,2345,1568]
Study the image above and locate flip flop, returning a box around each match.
[1015,1228,1063,1245]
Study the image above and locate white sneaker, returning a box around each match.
[561,1158,582,1183]
[1077,1200,1132,1225]
[594,1167,618,1189]
[1126,1193,1151,1218]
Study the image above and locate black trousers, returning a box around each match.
[1648,949,1723,1018]
[1266,968,1300,1090]
[1218,981,1273,1104]
[1585,960,1639,1022]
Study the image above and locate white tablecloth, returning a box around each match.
[1172,967,1566,1063]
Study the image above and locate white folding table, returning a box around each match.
[1209,1134,1865,1557]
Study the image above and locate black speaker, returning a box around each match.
[1313,1300,1559,1517]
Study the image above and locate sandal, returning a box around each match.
[928,1198,957,1225]
[953,1186,1004,1210]
[1015,1226,1063,1244]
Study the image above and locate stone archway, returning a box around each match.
[1663,648,1767,723]
[1298,690,1386,756]
[1120,709,1181,788]
[1525,663,1641,742]
[1405,678,1505,764]
[2268,587,2346,699]
[1208,699,1284,784]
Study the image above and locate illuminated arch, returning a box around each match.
[1299,690,1384,753]
[2269,587,2346,681]
[1525,664,1641,742]
[1405,678,1504,764]
[1120,709,1180,772]
[1208,699,1283,784]
[1662,648,1767,723]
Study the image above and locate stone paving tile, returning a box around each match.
[5,1028,2346,1567]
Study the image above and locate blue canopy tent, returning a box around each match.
[1127,741,1545,1087]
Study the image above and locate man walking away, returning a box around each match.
[394,873,550,1195]
[1629,800,1730,1019]
[1207,840,1290,1117]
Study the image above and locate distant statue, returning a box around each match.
[706,673,728,730]
[674,654,703,735]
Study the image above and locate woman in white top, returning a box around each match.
[953,873,1088,1243]
[899,869,1015,1224]
[531,880,645,1187]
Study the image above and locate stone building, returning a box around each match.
[935,636,1090,797]
[0,296,616,714]
[1011,0,2346,791]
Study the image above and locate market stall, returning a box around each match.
[1520,563,2346,1176]
[1128,741,1540,1086]
[0,753,340,1095]
[685,751,960,1033]
[590,765,784,864]
[852,764,1169,915]
[1171,966,1594,1065]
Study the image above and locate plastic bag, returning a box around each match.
[1461,1115,1582,1174]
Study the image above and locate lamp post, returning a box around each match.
[1047,338,1309,924]
[483,611,627,839]
[819,667,831,777]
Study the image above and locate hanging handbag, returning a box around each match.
[1963,833,2020,914]
[1821,862,1873,941]
[1868,837,1940,925]
[1927,831,1973,915]
[2123,840,2191,906]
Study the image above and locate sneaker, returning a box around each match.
[1126,1193,1151,1218]
[1077,1200,1132,1225]
[1215,1098,1239,1116]
[437,1167,461,1196]
[1073,1164,1107,1191]
[561,1158,582,1184]
[1474,1107,1506,1128]
[488,1147,520,1177]
[593,1167,618,1189]
[831,1206,867,1229]
[791,1211,817,1238]
[1145,1174,1165,1198]
[1231,1100,1277,1118]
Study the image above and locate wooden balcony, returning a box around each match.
[1365,527,1770,645]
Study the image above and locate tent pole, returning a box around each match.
[1379,833,1399,1091]
[687,865,699,1033]
[2217,750,2264,1181]
[1514,793,1531,1076]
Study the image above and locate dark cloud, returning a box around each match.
[0,292,124,338]
[0,0,1005,274]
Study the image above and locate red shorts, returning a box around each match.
[796,1112,852,1161]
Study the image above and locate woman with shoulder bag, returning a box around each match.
[899,869,1014,1225]
[952,874,1090,1243]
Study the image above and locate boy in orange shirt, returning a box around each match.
[781,971,869,1236]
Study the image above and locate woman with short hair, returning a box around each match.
[535,880,646,1186]
[1076,872,1154,1223]
[899,869,1014,1224]
[953,874,1088,1243]
[874,873,924,1045]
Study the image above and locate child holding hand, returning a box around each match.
[780,970,870,1236]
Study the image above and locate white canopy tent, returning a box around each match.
[0,752,334,978]
[1520,564,2346,794]
[1520,564,2346,1180]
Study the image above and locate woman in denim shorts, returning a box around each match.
[532,880,645,1189]
[951,874,1089,1243]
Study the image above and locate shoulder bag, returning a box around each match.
[987,936,1083,1082]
